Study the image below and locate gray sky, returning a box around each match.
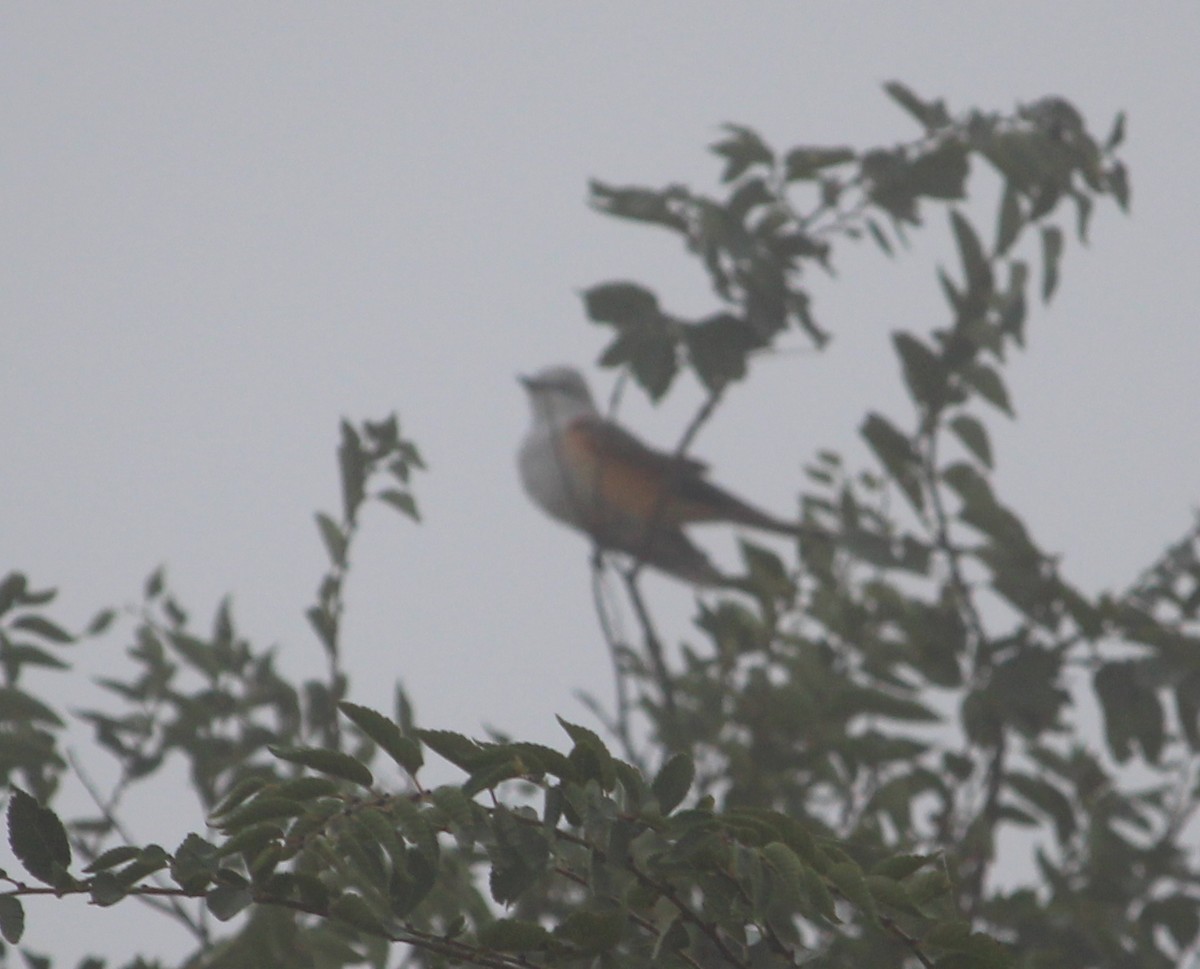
[4,4,1200,963]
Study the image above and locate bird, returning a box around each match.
[517,365,800,584]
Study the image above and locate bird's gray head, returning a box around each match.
[519,365,597,419]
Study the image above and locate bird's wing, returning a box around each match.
[559,415,709,526]
[561,414,792,532]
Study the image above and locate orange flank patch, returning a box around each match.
[562,419,721,527]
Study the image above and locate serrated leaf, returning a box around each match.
[417,729,486,771]
[88,870,127,907]
[269,745,373,787]
[215,797,307,832]
[6,789,71,887]
[651,753,694,815]
[557,717,615,789]
[83,845,141,873]
[216,822,284,860]
[339,701,423,775]
[0,895,23,944]
[209,776,269,819]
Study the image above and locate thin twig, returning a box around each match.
[66,750,210,943]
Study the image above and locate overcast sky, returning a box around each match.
[4,4,1200,963]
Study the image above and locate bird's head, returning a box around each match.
[519,365,597,420]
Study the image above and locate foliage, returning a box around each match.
[2,84,1196,969]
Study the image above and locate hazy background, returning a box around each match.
[3,4,1199,962]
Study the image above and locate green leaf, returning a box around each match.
[684,314,755,392]
[651,753,694,815]
[712,124,774,181]
[171,834,220,894]
[761,841,807,912]
[0,688,63,727]
[6,789,71,887]
[883,81,949,131]
[870,853,936,881]
[962,363,1013,416]
[206,882,253,922]
[378,489,420,521]
[269,745,374,787]
[477,918,559,953]
[949,415,993,468]
[1094,661,1164,763]
[865,874,925,916]
[0,573,28,615]
[9,615,73,644]
[209,776,269,819]
[339,702,423,775]
[215,797,307,832]
[315,513,347,567]
[85,609,116,636]
[417,729,487,771]
[893,332,945,408]
[995,182,1022,256]
[1142,895,1200,950]
[88,870,128,907]
[784,146,855,181]
[1105,111,1126,151]
[583,282,662,327]
[554,908,624,954]
[83,845,141,873]
[950,210,992,297]
[338,420,367,522]
[0,895,23,944]
[827,860,878,924]
[860,413,924,511]
[557,717,615,789]
[588,180,689,232]
[1040,225,1063,301]
[1107,161,1130,212]
[1005,771,1076,842]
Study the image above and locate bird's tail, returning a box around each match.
[623,527,727,586]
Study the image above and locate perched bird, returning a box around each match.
[517,365,799,584]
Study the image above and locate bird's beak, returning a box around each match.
[518,373,537,390]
